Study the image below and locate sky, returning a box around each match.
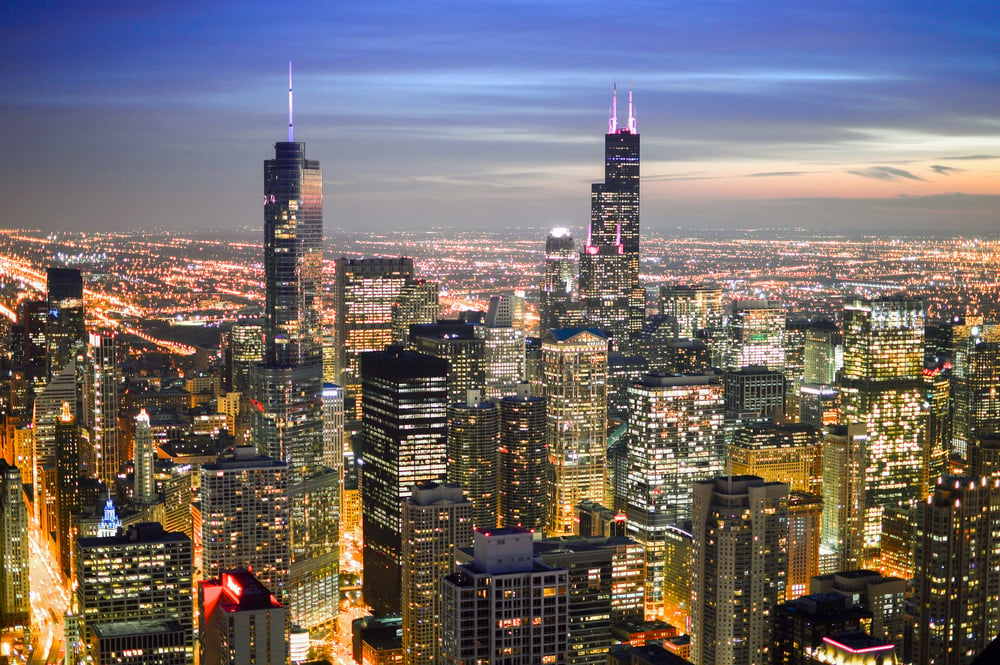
[2,0,999,236]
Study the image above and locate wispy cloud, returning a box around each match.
[746,171,810,178]
[930,164,964,176]
[848,166,926,182]
[938,154,1000,161]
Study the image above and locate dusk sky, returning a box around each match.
[3,1,999,236]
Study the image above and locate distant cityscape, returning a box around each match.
[0,86,999,665]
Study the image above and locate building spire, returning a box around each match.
[288,61,294,142]
[609,83,618,134]
[628,85,636,133]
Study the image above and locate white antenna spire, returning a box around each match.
[609,83,618,134]
[628,85,636,133]
[288,61,294,142]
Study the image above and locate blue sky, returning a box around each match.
[2,0,999,234]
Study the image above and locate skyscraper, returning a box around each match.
[84,330,119,485]
[625,373,725,613]
[728,422,822,495]
[534,535,646,665]
[199,570,288,665]
[391,278,440,346]
[0,459,29,629]
[45,266,85,382]
[479,295,526,400]
[441,528,569,665]
[200,447,290,602]
[543,328,608,535]
[724,300,787,371]
[658,285,723,339]
[498,388,548,531]
[410,320,486,405]
[810,570,906,655]
[226,320,263,394]
[914,476,1000,664]
[401,482,474,665]
[820,424,868,570]
[251,77,337,628]
[33,360,76,535]
[839,298,925,561]
[134,409,155,506]
[447,394,499,530]
[76,523,194,664]
[334,256,415,410]
[691,476,788,665]
[361,347,449,615]
[540,228,578,333]
[579,86,642,344]
[951,325,1000,458]
[55,401,80,579]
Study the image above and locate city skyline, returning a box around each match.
[3,1,999,235]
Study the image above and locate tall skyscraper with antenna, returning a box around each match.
[579,85,642,346]
[252,65,338,628]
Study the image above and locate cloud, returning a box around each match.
[930,164,964,176]
[642,171,723,182]
[746,171,810,178]
[938,154,999,161]
[848,166,926,182]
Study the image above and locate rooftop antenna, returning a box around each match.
[609,83,618,134]
[628,84,636,133]
[288,61,294,142]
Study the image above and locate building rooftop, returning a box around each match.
[90,620,184,638]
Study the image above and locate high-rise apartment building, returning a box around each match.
[579,87,642,343]
[334,256,415,408]
[543,328,608,535]
[690,476,788,665]
[658,285,723,338]
[361,348,449,615]
[199,569,287,665]
[401,482,474,665]
[914,476,1000,665]
[441,528,569,665]
[84,330,119,484]
[839,298,925,561]
[447,394,499,530]
[200,447,290,602]
[55,401,80,579]
[625,373,724,613]
[252,88,338,628]
[725,300,786,371]
[540,228,578,333]
[76,523,194,664]
[0,460,29,629]
[498,388,548,531]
